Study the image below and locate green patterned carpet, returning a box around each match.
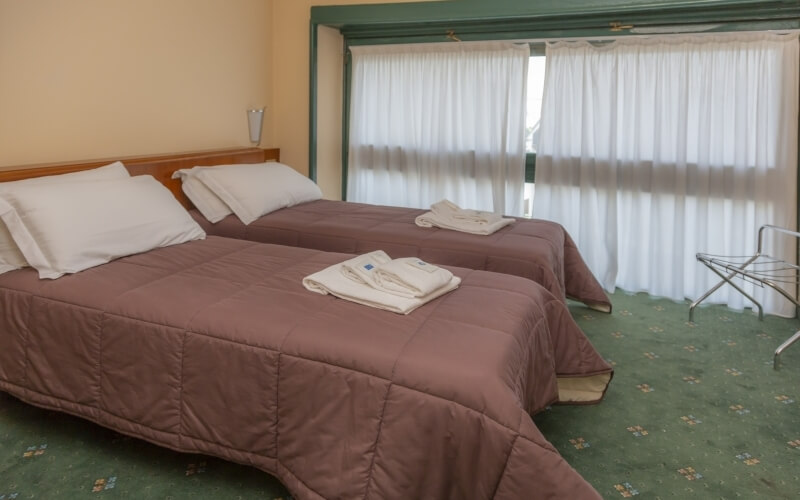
[1,291,798,499]
[536,292,800,499]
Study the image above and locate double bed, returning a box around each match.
[17,147,609,312]
[168,148,610,312]
[192,198,611,313]
[0,148,612,499]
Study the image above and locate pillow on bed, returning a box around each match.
[0,161,130,275]
[0,175,205,279]
[171,167,233,223]
[183,162,322,225]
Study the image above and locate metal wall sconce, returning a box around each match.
[247,108,264,145]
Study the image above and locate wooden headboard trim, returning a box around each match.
[0,147,280,209]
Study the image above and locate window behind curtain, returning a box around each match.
[347,42,529,216]
[533,33,799,316]
[523,54,546,217]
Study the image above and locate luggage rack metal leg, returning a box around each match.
[690,225,800,370]
[689,254,762,322]
[774,330,800,370]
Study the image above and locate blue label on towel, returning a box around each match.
[408,259,438,273]
[363,263,374,271]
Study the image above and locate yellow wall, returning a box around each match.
[0,0,434,200]
[316,25,346,199]
[0,0,272,167]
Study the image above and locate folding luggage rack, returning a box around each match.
[689,225,800,369]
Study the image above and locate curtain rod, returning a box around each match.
[505,28,800,44]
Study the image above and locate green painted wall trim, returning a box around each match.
[308,22,319,182]
[312,0,799,30]
[341,44,352,200]
[341,20,799,46]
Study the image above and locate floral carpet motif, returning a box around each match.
[536,292,800,498]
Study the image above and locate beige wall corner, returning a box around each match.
[0,0,273,167]
[316,25,345,200]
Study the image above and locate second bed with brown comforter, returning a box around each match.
[191,199,612,312]
[0,236,611,499]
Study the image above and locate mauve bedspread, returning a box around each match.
[190,199,612,312]
[0,236,611,499]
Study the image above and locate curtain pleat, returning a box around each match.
[534,33,799,316]
[347,42,529,216]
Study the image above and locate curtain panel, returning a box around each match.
[347,42,529,216]
[533,32,799,316]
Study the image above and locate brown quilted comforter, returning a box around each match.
[0,237,612,499]
[190,199,611,312]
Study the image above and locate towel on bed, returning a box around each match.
[303,253,460,314]
[374,257,454,299]
[431,199,505,225]
[339,250,392,289]
[340,251,454,299]
[415,199,515,235]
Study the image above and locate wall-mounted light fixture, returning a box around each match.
[247,108,265,145]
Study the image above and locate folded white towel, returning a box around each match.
[430,199,504,225]
[340,250,392,288]
[430,199,462,216]
[303,255,460,315]
[417,199,514,235]
[415,211,514,235]
[374,257,454,298]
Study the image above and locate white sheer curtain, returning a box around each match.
[533,32,799,316]
[347,42,529,216]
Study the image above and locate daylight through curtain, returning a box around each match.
[347,41,529,216]
[533,32,799,316]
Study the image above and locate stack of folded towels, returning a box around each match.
[303,250,460,314]
[414,199,514,235]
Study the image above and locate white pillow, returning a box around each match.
[0,175,205,279]
[185,162,322,225]
[0,161,130,274]
[172,167,234,223]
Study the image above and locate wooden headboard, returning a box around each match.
[0,147,280,208]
